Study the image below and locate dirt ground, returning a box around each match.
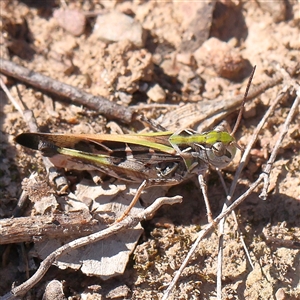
[0,1,299,299]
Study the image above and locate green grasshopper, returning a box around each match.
[15,129,236,186]
[15,68,255,220]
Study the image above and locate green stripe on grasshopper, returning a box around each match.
[54,144,187,184]
[58,147,111,165]
[169,131,234,146]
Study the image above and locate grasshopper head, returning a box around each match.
[206,140,237,169]
[192,130,237,169]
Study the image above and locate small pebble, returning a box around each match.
[147,84,166,103]
[93,12,146,47]
[53,8,86,36]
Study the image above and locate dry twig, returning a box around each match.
[162,83,300,300]
[0,77,69,193]
[0,58,135,124]
[215,81,296,299]
[0,211,97,244]
[1,196,182,300]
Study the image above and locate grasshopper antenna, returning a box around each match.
[231,66,256,136]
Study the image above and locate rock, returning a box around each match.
[257,0,287,23]
[43,280,65,300]
[194,37,246,79]
[93,12,146,47]
[53,8,86,36]
[147,84,166,103]
[174,1,215,52]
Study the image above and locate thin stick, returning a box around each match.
[131,103,178,110]
[0,78,25,116]
[0,58,134,124]
[216,170,254,299]
[1,77,69,192]
[216,65,255,298]
[162,174,266,300]
[198,174,213,223]
[162,85,299,300]
[216,172,227,299]
[217,82,297,299]
[228,87,290,200]
[162,71,284,131]
[260,85,300,199]
[231,66,256,136]
[1,196,182,300]
[115,180,148,222]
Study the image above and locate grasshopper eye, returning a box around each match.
[212,142,235,160]
[212,142,226,157]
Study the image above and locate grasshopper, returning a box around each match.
[15,129,236,185]
[15,68,255,221]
